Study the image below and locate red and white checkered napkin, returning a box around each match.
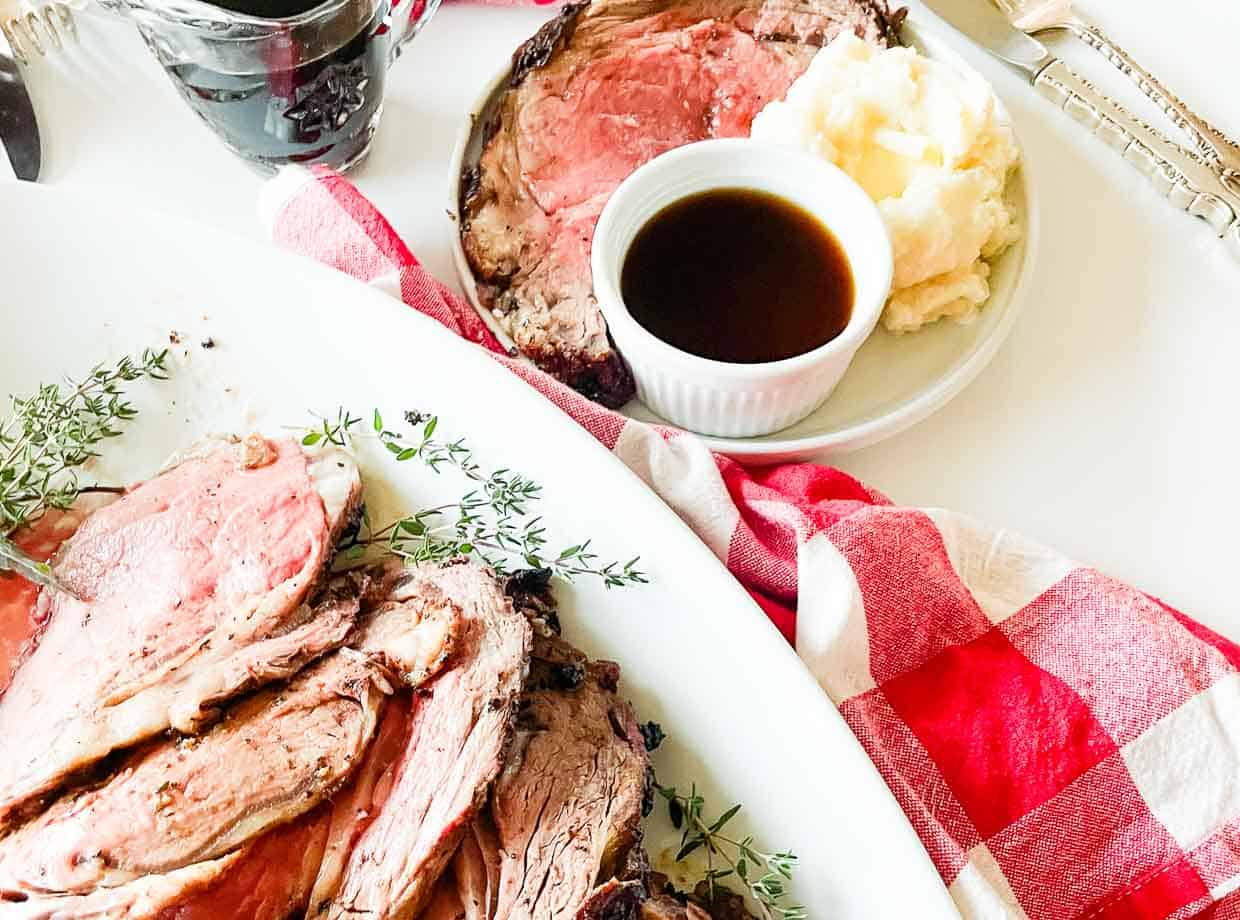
[261,165,1240,920]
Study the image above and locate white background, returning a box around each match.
[9,0,1240,636]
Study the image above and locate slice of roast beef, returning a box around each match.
[416,576,647,920]
[0,436,361,830]
[419,872,467,920]
[322,562,531,920]
[307,698,414,917]
[308,564,465,918]
[460,0,905,407]
[3,807,332,920]
[453,819,501,920]
[485,629,650,920]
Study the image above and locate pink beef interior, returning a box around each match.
[519,18,806,217]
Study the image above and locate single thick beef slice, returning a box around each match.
[461,0,904,407]
[0,437,361,830]
[323,562,531,920]
[453,818,501,920]
[452,628,649,920]
[3,808,332,920]
[307,698,415,918]
[305,564,471,915]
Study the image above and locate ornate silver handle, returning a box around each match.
[1071,19,1240,191]
[1033,58,1240,253]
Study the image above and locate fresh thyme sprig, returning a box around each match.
[300,407,364,450]
[0,349,168,535]
[303,408,647,588]
[658,783,806,920]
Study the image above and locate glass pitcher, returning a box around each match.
[104,0,438,173]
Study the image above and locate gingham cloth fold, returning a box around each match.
[261,164,1240,920]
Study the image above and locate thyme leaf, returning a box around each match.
[305,408,648,589]
[0,349,168,535]
[658,782,806,920]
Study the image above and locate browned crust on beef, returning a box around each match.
[508,0,903,60]
[510,1,587,85]
[581,878,648,920]
[532,340,636,409]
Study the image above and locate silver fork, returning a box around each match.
[0,534,82,601]
[993,0,1240,196]
[0,0,78,66]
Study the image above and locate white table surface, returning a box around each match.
[9,0,1240,639]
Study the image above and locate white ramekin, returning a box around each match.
[592,139,893,438]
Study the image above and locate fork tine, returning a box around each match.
[0,19,28,64]
[20,10,45,55]
[55,3,74,41]
[38,6,61,49]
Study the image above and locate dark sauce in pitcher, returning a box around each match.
[620,189,855,363]
[206,0,329,15]
[157,0,391,171]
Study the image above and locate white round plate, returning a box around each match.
[447,13,1038,463]
[0,183,956,918]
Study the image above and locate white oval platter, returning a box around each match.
[0,182,956,917]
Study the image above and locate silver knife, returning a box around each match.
[0,24,40,181]
[921,0,1240,252]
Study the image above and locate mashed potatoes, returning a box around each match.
[750,34,1020,332]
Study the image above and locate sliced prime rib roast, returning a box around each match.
[0,646,388,898]
[490,635,649,918]
[0,565,463,910]
[0,436,362,830]
[319,562,532,920]
[451,820,500,920]
[460,0,905,407]
[422,569,651,920]
[0,474,676,920]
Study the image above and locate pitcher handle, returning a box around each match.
[387,0,439,64]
